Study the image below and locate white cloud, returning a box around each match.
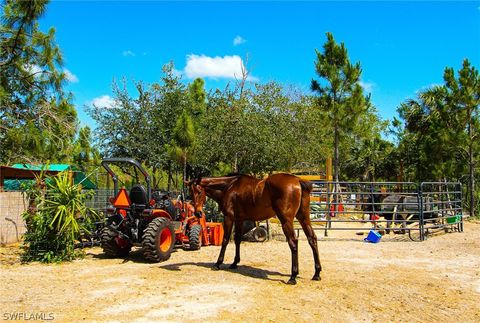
[183,54,257,81]
[64,68,79,83]
[233,35,246,46]
[92,95,115,109]
[359,80,375,93]
[122,50,136,57]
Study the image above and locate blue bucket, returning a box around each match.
[364,230,382,243]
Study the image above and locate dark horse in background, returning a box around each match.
[187,173,321,285]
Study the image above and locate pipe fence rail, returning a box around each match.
[0,181,464,244]
[306,181,463,241]
[85,189,114,213]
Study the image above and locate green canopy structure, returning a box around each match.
[3,164,97,190]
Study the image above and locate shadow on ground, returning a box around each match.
[89,246,189,264]
[159,261,291,283]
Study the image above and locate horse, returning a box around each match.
[187,173,321,285]
[364,193,435,234]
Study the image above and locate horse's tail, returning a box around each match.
[297,179,313,221]
[300,180,313,194]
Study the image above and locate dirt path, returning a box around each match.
[1,222,479,322]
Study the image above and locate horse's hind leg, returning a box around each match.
[297,217,322,281]
[278,217,299,285]
[297,199,322,281]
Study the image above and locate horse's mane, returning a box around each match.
[201,174,242,191]
[201,173,258,192]
[225,172,244,177]
[225,173,259,179]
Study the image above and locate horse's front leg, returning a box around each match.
[229,220,243,269]
[213,214,234,270]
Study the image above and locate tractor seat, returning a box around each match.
[130,184,148,208]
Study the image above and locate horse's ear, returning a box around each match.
[195,177,202,185]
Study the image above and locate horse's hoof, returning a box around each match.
[212,264,221,271]
[286,279,297,285]
[229,264,238,269]
[312,275,321,281]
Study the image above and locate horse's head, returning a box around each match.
[186,178,206,218]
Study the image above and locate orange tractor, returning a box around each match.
[100,158,223,262]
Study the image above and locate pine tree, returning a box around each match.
[1,0,78,164]
[311,32,369,183]
[171,110,195,184]
[443,59,479,217]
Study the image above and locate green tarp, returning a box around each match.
[5,164,97,190]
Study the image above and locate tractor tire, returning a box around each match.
[100,226,131,258]
[252,226,268,242]
[142,217,175,262]
[188,224,202,250]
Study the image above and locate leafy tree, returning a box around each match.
[195,81,329,176]
[397,59,479,216]
[341,104,392,182]
[311,32,370,183]
[1,0,78,164]
[88,63,194,189]
[88,80,151,161]
[343,135,397,181]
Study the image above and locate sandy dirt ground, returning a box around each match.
[1,221,479,322]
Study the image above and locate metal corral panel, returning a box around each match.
[0,192,28,244]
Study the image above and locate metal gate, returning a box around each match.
[307,181,463,241]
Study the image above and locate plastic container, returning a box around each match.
[446,214,462,224]
[364,230,382,243]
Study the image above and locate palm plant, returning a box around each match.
[22,171,98,262]
[43,171,96,240]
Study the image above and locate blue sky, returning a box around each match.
[39,1,480,128]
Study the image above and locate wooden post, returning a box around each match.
[68,170,74,185]
[0,168,4,191]
[326,157,333,181]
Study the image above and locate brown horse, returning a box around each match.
[187,173,321,285]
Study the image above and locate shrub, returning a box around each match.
[22,171,98,263]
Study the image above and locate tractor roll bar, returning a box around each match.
[101,158,151,202]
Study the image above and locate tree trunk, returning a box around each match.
[468,121,475,217]
[234,153,238,173]
[167,161,172,192]
[332,94,339,184]
[334,123,339,214]
[332,95,340,215]
[152,166,156,189]
[182,153,187,205]
[334,123,339,183]
[183,152,187,185]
